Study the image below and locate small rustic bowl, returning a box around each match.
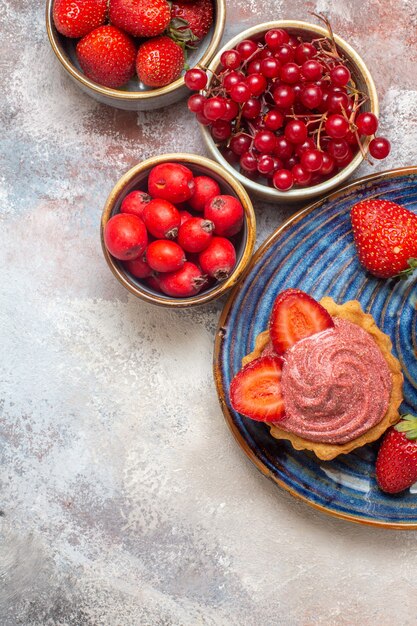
[101,153,256,307]
[200,20,379,203]
[45,0,225,111]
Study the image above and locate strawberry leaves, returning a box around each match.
[394,414,417,440]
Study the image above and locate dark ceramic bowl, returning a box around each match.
[46,0,226,110]
[101,153,256,307]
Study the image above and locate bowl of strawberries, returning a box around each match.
[100,153,256,306]
[187,19,392,202]
[46,0,225,110]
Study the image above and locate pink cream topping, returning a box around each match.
[270,318,392,444]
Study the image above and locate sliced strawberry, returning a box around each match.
[269,288,334,355]
[230,356,285,422]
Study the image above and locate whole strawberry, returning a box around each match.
[109,0,171,38]
[351,199,417,278]
[136,37,185,88]
[376,415,417,494]
[76,25,136,88]
[53,0,107,38]
[170,0,214,45]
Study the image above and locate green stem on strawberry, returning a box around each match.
[395,414,417,439]
[396,258,417,279]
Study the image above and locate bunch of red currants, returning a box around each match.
[103,162,244,297]
[185,26,391,191]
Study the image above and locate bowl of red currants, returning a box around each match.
[101,153,256,306]
[186,19,391,202]
[45,0,225,110]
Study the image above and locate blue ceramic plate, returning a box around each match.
[214,167,417,529]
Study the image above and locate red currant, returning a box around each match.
[265,28,289,50]
[273,83,295,108]
[325,114,350,139]
[187,94,205,113]
[369,137,390,159]
[264,108,284,130]
[272,169,294,191]
[260,57,281,79]
[280,62,300,84]
[355,112,378,135]
[284,119,308,144]
[330,65,351,87]
[230,82,251,103]
[204,96,227,121]
[184,68,207,91]
[246,73,267,96]
[301,149,324,172]
[300,84,323,109]
[220,49,241,70]
[292,164,312,186]
[254,130,276,154]
[241,97,262,119]
[301,59,323,81]
[236,39,258,60]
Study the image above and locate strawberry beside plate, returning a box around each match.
[214,167,417,529]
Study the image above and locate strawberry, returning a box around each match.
[53,0,107,38]
[230,356,285,422]
[269,289,334,355]
[350,199,417,279]
[136,37,185,88]
[109,0,171,38]
[170,0,214,46]
[376,415,417,494]
[76,25,136,88]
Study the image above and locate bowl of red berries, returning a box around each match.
[186,18,391,202]
[46,0,225,110]
[101,153,256,306]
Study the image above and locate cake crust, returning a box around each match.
[242,297,403,461]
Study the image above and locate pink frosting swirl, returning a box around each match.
[277,318,392,444]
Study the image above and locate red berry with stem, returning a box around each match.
[120,190,151,219]
[273,83,295,108]
[330,64,351,87]
[260,57,281,79]
[143,199,181,239]
[301,149,324,172]
[211,120,232,141]
[325,114,350,139]
[198,237,236,280]
[196,112,210,126]
[265,28,289,50]
[295,41,316,64]
[285,119,308,144]
[275,44,294,64]
[221,99,239,121]
[158,261,207,297]
[301,59,323,81]
[204,195,244,237]
[327,88,349,113]
[177,217,214,252]
[230,82,251,103]
[280,62,300,84]
[221,49,241,69]
[246,73,267,96]
[257,154,276,175]
[240,151,258,173]
[369,137,391,159]
[264,109,284,130]
[300,84,323,109]
[295,137,316,157]
[327,139,349,161]
[124,254,152,279]
[236,39,258,59]
[355,111,378,135]
[184,68,207,90]
[247,59,262,74]
[292,164,312,186]
[204,96,227,121]
[241,97,262,119]
[254,130,276,154]
[189,175,221,211]
[223,71,243,92]
[230,133,252,156]
[335,147,354,168]
[187,93,205,113]
[272,169,293,191]
[148,162,194,203]
[274,136,293,160]
[320,152,335,176]
[104,213,148,261]
[146,240,186,273]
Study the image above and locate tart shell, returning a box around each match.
[241,297,404,461]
